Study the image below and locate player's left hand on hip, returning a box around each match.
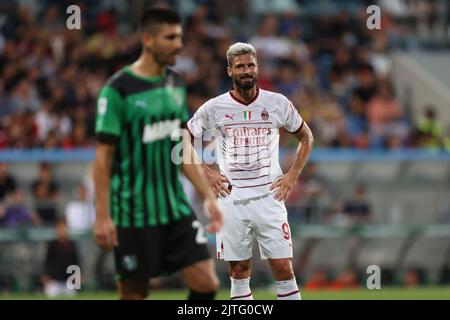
[270,173,297,201]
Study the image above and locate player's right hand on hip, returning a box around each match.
[204,197,224,233]
[94,216,118,251]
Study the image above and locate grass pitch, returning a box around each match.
[1,286,450,300]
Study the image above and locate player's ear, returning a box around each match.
[227,66,232,77]
[141,32,154,49]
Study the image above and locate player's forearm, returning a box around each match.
[183,163,215,200]
[93,143,115,219]
[181,143,215,201]
[289,122,314,178]
[191,136,218,178]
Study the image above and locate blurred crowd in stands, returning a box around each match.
[1,1,450,293]
[0,161,95,228]
[0,0,450,151]
[1,0,450,229]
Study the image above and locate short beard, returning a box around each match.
[233,77,256,90]
[145,46,168,66]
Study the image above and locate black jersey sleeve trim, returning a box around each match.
[285,120,304,135]
[96,132,120,144]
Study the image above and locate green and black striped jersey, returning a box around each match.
[95,66,193,228]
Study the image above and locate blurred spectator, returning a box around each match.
[444,126,450,152]
[414,0,442,38]
[417,106,443,149]
[34,100,57,143]
[31,162,60,225]
[42,130,61,149]
[328,268,360,290]
[5,111,39,148]
[323,197,345,226]
[62,122,91,149]
[10,79,41,113]
[1,189,39,228]
[304,269,330,290]
[273,59,301,97]
[329,47,353,101]
[65,184,95,232]
[369,34,392,79]
[304,268,360,290]
[348,64,377,138]
[293,163,329,224]
[0,162,16,203]
[42,219,80,297]
[0,162,18,224]
[366,81,408,149]
[342,185,372,225]
[313,98,351,148]
[351,62,377,109]
[249,15,293,68]
[403,268,425,287]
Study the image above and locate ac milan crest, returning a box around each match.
[261,109,269,120]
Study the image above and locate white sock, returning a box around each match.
[277,278,301,300]
[230,277,253,300]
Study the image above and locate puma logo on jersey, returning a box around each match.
[142,119,181,143]
[225,114,235,120]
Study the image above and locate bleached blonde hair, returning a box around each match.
[226,42,257,67]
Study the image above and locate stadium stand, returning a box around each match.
[400,237,450,284]
[355,237,410,284]
[0,0,450,293]
[303,237,361,280]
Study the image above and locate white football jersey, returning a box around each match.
[187,88,303,200]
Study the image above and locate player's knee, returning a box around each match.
[118,280,149,300]
[206,274,220,292]
[229,260,251,279]
[271,261,295,280]
[190,272,220,293]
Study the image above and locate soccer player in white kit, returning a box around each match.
[187,43,314,300]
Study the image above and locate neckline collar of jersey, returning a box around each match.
[229,87,260,106]
[124,65,165,83]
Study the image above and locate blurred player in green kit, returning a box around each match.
[93,6,223,300]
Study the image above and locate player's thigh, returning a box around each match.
[181,258,219,293]
[163,214,211,274]
[253,196,293,259]
[218,197,254,261]
[114,227,162,298]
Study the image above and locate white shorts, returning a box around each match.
[216,193,293,261]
